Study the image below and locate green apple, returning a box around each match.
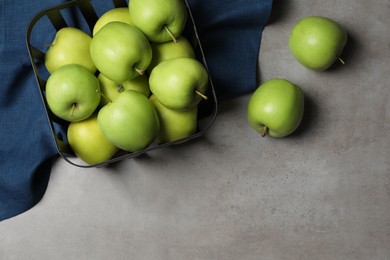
[97,90,159,152]
[45,27,96,74]
[247,78,304,138]
[149,57,209,111]
[90,22,152,83]
[92,7,133,36]
[98,73,150,106]
[67,114,118,165]
[45,64,101,122]
[149,95,197,144]
[289,16,347,71]
[129,0,188,43]
[148,36,195,73]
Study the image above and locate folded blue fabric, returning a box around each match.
[0,0,272,221]
[187,0,273,100]
[0,0,62,221]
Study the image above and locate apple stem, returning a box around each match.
[117,85,124,93]
[260,126,268,137]
[71,103,77,118]
[338,57,345,65]
[195,90,208,100]
[99,91,112,103]
[164,26,178,43]
[135,68,145,75]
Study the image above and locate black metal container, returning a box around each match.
[26,0,217,168]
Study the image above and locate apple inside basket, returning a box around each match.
[26,0,217,168]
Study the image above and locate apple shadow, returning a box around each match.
[266,0,292,25]
[289,92,319,138]
[215,96,244,115]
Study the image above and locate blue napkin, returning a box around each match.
[187,0,273,100]
[0,0,273,221]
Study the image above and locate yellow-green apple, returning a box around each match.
[98,73,150,106]
[97,90,159,152]
[148,36,195,73]
[247,78,304,138]
[129,0,188,43]
[67,114,118,165]
[92,7,133,36]
[45,27,96,74]
[45,64,101,122]
[149,95,197,144]
[149,57,209,111]
[289,16,347,71]
[90,22,152,83]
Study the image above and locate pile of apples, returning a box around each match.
[44,0,210,165]
[247,16,347,138]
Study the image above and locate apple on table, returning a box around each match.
[289,16,347,71]
[247,78,304,138]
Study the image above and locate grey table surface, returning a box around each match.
[1,1,390,259]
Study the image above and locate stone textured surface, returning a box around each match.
[1,1,390,259]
